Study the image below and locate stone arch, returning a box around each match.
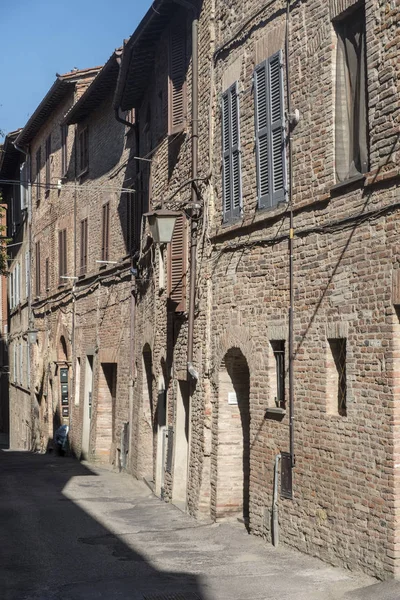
[139,343,155,480]
[216,347,251,528]
[212,326,258,387]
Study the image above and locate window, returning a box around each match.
[58,229,67,283]
[14,262,20,307]
[80,218,88,275]
[61,125,68,177]
[101,203,110,262]
[167,213,187,312]
[270,340,285,409]
[168,22,187,135]
[36,148,41,202]
[222,82,242,222]
[45,134,51,192]
[35,241,41,296]
[335,6,368,182]
[45,257,49,291]
[254,51,286,209]
[327,338,347,416]
[25,251,30,299]
[126,108,135,125]
[20,161,28,210]
[78,127,89,175]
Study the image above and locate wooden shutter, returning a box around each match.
[45,258,49,291]
[168,24,187,135]
[80,218,88,274]
[79,128,89,174]
[20,161,27,210]
[36,148,41,202]
[61,125,68,177]
[35,241,41,296]
[168,214,187,312]
[59,229,67,282]
[25,251,30,299]
[45,134,51,191]
[222,82,242,222]
[101,203,110,261]
[254,51,286,209]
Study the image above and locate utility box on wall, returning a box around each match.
[60,367,69,417]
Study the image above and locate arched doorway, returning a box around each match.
[217,348,250,528]
[140,344,155,480]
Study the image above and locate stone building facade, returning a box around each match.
[4,0,400,581]
[205,0,400,580]
[114,0,214,512]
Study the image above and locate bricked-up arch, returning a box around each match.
[217,348,250,529]
[139,344,155,480]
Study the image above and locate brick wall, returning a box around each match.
[205,0,400,579]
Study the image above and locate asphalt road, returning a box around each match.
[0,448,397,600]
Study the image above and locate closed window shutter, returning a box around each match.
[45,135,51,192]
[168,214,187,312]
[101,203,110,261]
[168,25,187,135]
[25,251,29,299]
[255,51,286,209]
[20,162,27,210]
[35,241,41,296]
[222,82,242,222]
[80,218,88,274]
[59,229,67,282]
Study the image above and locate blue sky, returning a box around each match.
[0,0,150,140]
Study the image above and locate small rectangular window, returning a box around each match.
[45,134,51,192]
[58,229,67,283]
[36,148,41,202]
[254,51,286,209]
[168,22,187,135]
[80,218,88,275]
[35,241,41,296]
[222,82,242,222]
[270,340,285,409]
[334,6,368,182]
[327,338,347,416]
[101,203,110,262]
[167,213,187,312]
[61,125,68,177]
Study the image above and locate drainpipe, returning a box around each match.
[286,0,295,470]
[187,15,199,381]
[272,453,281,546]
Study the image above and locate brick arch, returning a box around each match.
[211,326,257,386]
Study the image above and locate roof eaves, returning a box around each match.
[113,0,198,111]
[63,51,122,125]
[15,67,102,147]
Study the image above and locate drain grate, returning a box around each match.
[143,594,202,600]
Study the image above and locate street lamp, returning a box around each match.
[27,328,38,344]
[144,209,181,244]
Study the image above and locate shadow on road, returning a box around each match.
[0,450,208,600]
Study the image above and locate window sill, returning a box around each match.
[330,174,365,195]
[210,202,288,240]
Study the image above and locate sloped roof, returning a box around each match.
[0,129,23,180]
[15,67,102,146]
[114,0,199,111]
[64,50,122,125]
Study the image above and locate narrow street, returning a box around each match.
[0,448,397,600]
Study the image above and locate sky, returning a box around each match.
[0,0,150,140]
